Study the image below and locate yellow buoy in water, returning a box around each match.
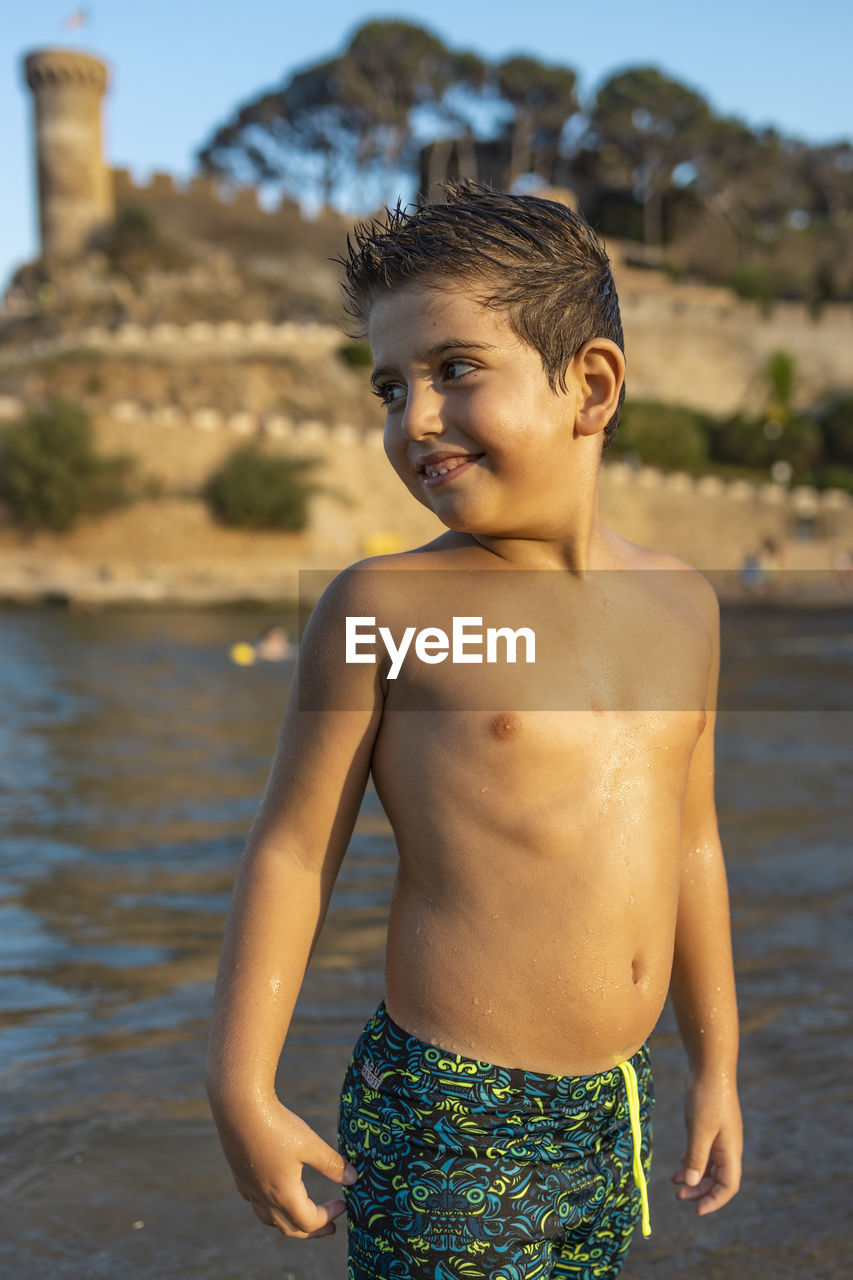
[229,642,257,667]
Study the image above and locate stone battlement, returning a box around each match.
[3,292,852,421]
[24,48,109,91]
[0,318,342,363]
[111,167,299,221]
[0,389,847,528]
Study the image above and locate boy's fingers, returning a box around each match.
[280,1177,332,1232]
[696,1185,731,1215]
[698,1173,741,1214]
[318,1195,348,1221]
[305,1137,358,1186]
[680,1134,714,1187]
[281,1162,354,1228]
[253,1188,344,1238]
[678,1160,708,1188]
[675,1174,714,1201]
[259,1206,336,1240]
[674,1149,741,1214]
[687,1174,738,1215]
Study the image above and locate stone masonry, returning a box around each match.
[23,48,114,261]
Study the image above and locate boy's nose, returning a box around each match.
[399,384,442,440]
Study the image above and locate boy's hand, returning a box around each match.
[672,1071,742,1216]
[217,1099,357,1238]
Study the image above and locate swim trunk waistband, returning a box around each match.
[343,1003,654,1247]
[353,1002,652,1118]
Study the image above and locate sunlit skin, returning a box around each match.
[206,282,742,1241]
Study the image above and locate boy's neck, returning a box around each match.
[471,468,615,573]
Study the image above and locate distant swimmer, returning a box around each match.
[255,626,294,662]
[229,626,295,666]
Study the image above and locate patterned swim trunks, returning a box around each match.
[339,1003,653,1280]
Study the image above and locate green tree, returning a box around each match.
[198,21,486,207]
[194,21,852,303]
[495,56,579,184]
[0,400,134,532]
[800,143,853,301]
[588,68,712,245]
[204,444,321,530]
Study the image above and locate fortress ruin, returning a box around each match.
[3,48,851,601]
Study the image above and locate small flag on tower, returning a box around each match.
[62,8,90,30]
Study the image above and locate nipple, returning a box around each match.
[489,712,520,741]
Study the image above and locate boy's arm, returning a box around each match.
[206,571,384,1238]
[669,585,742,1215]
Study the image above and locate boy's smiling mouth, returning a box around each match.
[415,451,484,488]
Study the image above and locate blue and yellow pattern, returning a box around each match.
[339,1004,653,1279]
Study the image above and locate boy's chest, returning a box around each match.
[378,700,705,784]
[381,597,709,802]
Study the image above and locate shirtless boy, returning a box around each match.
[206,183,742,1279]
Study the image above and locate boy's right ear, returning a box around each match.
[571,339,626,440]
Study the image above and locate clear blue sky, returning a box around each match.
[3,0,851,290]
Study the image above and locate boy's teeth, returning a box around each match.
[426,457,467,477]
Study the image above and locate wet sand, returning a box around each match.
[0,608,851,1278]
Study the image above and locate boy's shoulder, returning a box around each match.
[349,532,483,572]
[607,536,720,658]
[614,536,718,608]
[309,533,470,621]
[323,534,481,594]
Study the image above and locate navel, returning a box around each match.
[489,711,521,741]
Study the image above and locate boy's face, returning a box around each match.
[367,282,596,541]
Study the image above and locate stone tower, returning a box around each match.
[23,48,114,261]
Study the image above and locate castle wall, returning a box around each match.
[615,266,853,415]
[2,387,848,575]
[4,296,851,422]
[109,168,349,267]
[101,168,853,414]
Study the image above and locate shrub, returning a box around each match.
[608,400,711,471]
[729,262,774,307]
[337,342,373,368]
[709,413,823,478]
[103,203,189,275]
[204,444,321,530]
[819,395,853,467]
[114,202,159,244]
[0,399,135,532]
[765,350,796,411]
[813,463,853,494]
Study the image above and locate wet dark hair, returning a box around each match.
[339,180,625,448]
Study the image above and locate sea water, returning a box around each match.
[0,606,850,1278]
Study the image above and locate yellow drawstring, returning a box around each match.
[617,1060,651,1237]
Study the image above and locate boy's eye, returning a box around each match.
[443,359,477,382]
[372,381,406,406]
